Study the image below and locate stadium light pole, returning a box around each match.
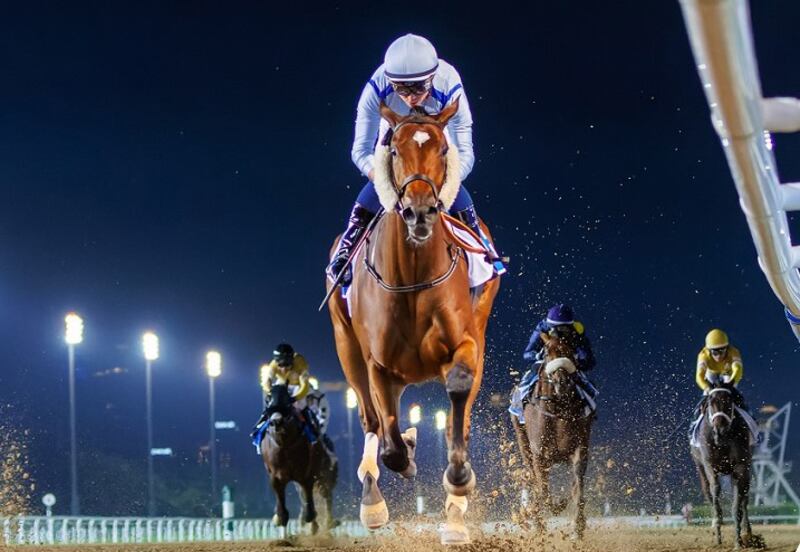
[64,312,84,516]
[345,388,358,509]
[142,332,159,517]
[206,351,222,508]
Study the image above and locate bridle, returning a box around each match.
[706,387,735,426]
[363,116,463,293]
[531,357,581,419]
[383,117,448,211]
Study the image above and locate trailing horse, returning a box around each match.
[326,100,500,545]
[690,383,755,549]
[259,383,338,534]
[511,332,593,539]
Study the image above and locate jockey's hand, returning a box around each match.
[368,169,375,181]
[703,388,710,396]
[722,375,732,384]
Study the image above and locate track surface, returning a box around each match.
[8,526,799,552]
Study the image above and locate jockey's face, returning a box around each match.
[391,79,432,108]
[709,346,728,360]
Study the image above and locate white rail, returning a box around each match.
[679,0,800,341]
[3,515,798,545]
[0,516,367,546]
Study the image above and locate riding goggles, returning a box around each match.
[391,79,432,97]
[709,346,728,357]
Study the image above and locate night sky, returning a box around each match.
[2,1,799,517]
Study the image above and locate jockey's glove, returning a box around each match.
[703,388,710,395]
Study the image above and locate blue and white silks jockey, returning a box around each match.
[326,33,505,286]
[509,304,599,422]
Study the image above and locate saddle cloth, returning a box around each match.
[341,220,498,315]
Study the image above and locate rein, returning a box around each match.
[363,237,462,293]
[361,116,466,294]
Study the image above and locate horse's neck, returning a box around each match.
[373,213,451,281]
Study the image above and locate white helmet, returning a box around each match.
[383,34,438,82]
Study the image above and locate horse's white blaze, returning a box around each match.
[412,130,431,147]
[545,357,577,375]
[357,432,380,482]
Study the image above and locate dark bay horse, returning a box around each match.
[512,332,593,539]
[690,384,753,548]
[327,100,500,545]
[260,384,338,534]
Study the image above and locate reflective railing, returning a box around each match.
[679,0,800,341]
[0,516,368,545]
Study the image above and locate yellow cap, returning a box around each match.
[705,329,729,349]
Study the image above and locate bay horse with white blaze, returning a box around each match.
[691,383,754,549]
[327,100,500,545]
[512,332,593,539]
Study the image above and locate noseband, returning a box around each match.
[707,387,734,425]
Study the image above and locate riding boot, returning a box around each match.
[453,205,507,275]
[327,203,375,287]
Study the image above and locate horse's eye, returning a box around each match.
[390,147,397,156]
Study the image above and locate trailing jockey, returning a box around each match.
[251,344,335,455]
[690,329,759,443]
[326,33,504,287]
[509,304,598,421]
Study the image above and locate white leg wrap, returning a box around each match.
[446,494,468,515]
[357,432,380,483]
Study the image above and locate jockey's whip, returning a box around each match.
[318,207,385,312]
[661,397,705,444]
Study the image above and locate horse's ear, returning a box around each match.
[380,101,402,128]
[434,98,460,126]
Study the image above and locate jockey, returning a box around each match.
[696,329,745,405]
[326,33,504,286]
[690,329,759,443]
[509,304,597,419]
[251,344,326,445]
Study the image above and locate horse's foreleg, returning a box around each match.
[357,431,388,529]
[368,362,413,476]
[297,480,317,530]
[271,477,289,529]
[571,446,589,541]
[706,467,723,545]
[732,468,752,549]
[443,344,479,496]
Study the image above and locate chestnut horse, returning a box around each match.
[327,100,499,545]
[511,332,593,539]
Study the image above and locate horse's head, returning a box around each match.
[265,383,297,441]
[539,332,579,401]
[706,384,735,442]
[374,101,461,244]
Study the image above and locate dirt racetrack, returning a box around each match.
[5,526,799,552]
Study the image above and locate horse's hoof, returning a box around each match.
[400,459,417,479]
[360,499,389,530]
[399,428,418,479]
[443,463,476,496]
[440,522,471,545]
